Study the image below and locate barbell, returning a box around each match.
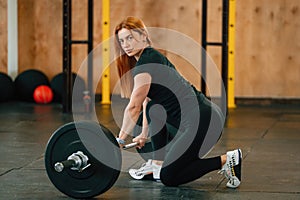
[44,120,157,199]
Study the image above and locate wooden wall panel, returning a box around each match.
[206,0,223,96]
[0,0,7,73]
[235,0,300,98]
[18,0,62,80]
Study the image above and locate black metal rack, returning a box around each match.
[62,0,94,113]
[201,0,229,114]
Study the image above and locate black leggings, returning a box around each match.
[145,94,225,186]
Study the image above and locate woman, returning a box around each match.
[114,16,242,188]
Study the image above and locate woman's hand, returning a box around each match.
[132,134,147,149]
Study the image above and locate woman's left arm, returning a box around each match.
[118,73,151,141]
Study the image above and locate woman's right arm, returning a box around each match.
[141,97,150,137]
[117,73,151,145]
[133,97,150,149]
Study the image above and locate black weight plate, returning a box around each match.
[45,121,121,199]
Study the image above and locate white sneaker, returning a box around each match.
[129,159,162,180]
[219,149,242,188]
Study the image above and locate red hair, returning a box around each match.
[114,16,152,98]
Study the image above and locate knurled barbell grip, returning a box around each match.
[54,160,76,172]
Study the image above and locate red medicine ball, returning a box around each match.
[33,85,53,104]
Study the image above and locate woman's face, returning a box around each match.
[118,28,147,57]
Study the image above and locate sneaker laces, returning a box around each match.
[134,160,152,176]
[218,154,237,179]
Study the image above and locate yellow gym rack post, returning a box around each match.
[101,0,111,104]
[228,0,236,108]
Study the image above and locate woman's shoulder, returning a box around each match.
[144,47,164,57]
[138,47,165,64]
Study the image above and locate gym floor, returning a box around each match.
[0,100,299,200]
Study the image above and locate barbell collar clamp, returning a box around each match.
[54,151,90,172]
